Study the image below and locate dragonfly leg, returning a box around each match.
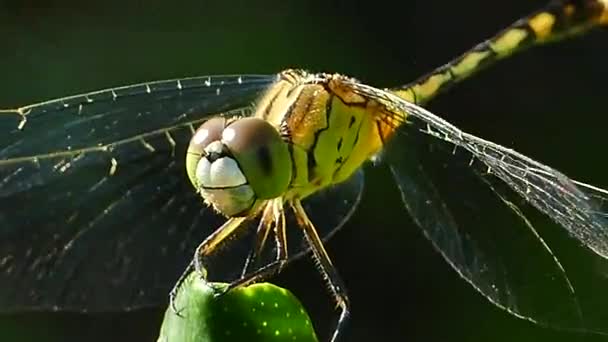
[240,203,274,278]
[169,259,194,315]
[170,217,248,312]
[159,215,249,313]
[239,249,257,280]
[221,255,287,295]
[225,199,288,293]
[192,216,248,276]
[291,199,350,342]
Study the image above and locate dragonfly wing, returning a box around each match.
[346,83,608,332]
[372,84,608,258]
[0,75,276,312]
[349,81,608,257]
[386,133,586,330]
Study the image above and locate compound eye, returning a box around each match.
[186,117,226,188]
[222,117,292,199]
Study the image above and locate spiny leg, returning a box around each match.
[240,203,274,278]
[192,215,248,278]
[169,216,248,312]
[169,259,195,314]
[291,199,350,342]
[224,199,289,293]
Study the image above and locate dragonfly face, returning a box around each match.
[186,116,292,217]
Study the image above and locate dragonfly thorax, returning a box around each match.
[186,116,292,217]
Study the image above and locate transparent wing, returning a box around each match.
[386,89,608,257]
[349,82,608,332]
[0,75,280,312]
[386,132,589,331]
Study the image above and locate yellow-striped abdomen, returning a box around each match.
[393,0,608,105]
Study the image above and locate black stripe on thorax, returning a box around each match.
[306,93,334,183]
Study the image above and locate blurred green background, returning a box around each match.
[0,0,607,341]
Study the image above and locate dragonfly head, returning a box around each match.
[186,116,292,217]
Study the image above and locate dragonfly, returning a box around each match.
[0,0,607,341]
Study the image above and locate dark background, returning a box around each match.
[0,0,607,341]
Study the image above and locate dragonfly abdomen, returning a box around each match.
[394,0,608,105]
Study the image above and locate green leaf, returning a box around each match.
[157,273,319,342]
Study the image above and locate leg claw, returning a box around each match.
[210,284,230,298]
